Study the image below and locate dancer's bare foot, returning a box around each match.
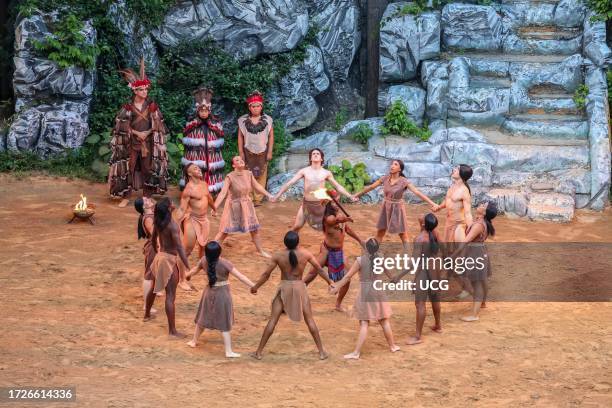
[259,251,271,259]
[334,305,347,313]
[186,340,197,348]
[460,315,479,322]
[430,325,442,333]
[143,306,157,314]
[225,351,241,358]
[319,350,330,360]
[344,351,360,359]
[178,281,193,291]
[390,345,401,352]
[481,302,487,308]
[406,336,423,345]
[142,314,156,322]
[118,199,129,208]
[249,352,263,360]
[187,281,197,291]
[169,331,188,339]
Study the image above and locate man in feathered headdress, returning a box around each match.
[180,87,225,193]
[108,57,169,207]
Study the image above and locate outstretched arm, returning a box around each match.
[187,259,203,280]
[229,267,255,288]
[251,258,278,293]
[330,257,360,293]
[354,177,383,198]
[173,188,190,221]
[326,172,354,199]
[450,222,483,258]
[206,184,217,214]
[274,168,304,198]
[308,253,333,286]
[214,176,230,209]
[407,182,437,208]
[345,225,365,248]
[251,173,274,201]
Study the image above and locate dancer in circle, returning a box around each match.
[186,241,255,358]
[273,148,356,231]
[214,156,275,258]
[250,231,332,360]
[238,91,274,206]
[144,198,190,338]
[135,197,157,313]
[354,159,438,250]
[452,201,497,322]
[175,163,217,291]
[331,238,400,359]
[395,214,443,345]
[304,199,364,312]
[181,87,225,193]
[108,58,168,207]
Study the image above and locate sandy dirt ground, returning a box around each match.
[0,174,611,408]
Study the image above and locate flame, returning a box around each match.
[74,194,87,211]
[312,188,331,200]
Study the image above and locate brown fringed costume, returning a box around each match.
[108,59,169,198]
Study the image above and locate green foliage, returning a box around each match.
[381,100,432,141]
[125,0,176,30]
[333,107,349,132]
[586,0,612,21]
[0,149,103,181]
[607,69,612,107]
[326,160,371,196]
[573,84,589,110]
[348,123,374,145]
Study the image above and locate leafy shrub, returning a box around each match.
[348,123,374,145]
[381,100,432,141]
[333,107,349,132]
[327,160,371,196]
[573,84,589,110]
[585,0,612,21]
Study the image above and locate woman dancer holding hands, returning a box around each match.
[214,156,275,257]
[354,160,438,250]
[186,241,255,357]
[331,237,400,359]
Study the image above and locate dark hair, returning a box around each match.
[322,201,338,232]
[424,213,439,254]
[284,231,300,269]
[154,198,172,232]
[183,162,198,184]
[134,198,146,240]
[392,159,407,178]
[484,202,498,237]
[308,148,324,165]
[365,237,380,266]
[204,241,222,287]
[459,164,473,195]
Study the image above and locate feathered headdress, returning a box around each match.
[119,57,151,90]
[193,87,213,109]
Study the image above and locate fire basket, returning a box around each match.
[68,194,96,225]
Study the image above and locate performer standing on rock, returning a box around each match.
[186,241,255,358]
[273,148,357,231]
[144,198,190,339]
[250,231,332,360]
[108,57,169,208]
[354,160,438,250]
[181,87,225,194]
[174,163,217,291]
[304,199,364,312]
[214,156,275,258]
[238,91,274,206]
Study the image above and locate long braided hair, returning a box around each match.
[204,241,222,287]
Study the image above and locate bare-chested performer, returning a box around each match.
[174,163,217,291]
[273,148,357,231]
[304,199,364,312]
[250,231,333,360]
[433,164,473,298]
[144,198,190,338]
[134,197,157,313]
[214,156,275,257]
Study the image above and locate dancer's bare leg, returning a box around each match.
[179,220,196,291]
[291,206,306,232]
[335,281,350,312]
[380,318,400,352]
[430,298,442,333]
[407,301,425,345]
[187,324,204,348]
[251,293,284,360]
[345,320,369,359]
[461,280,484,322]
[250,231,270,258]
[215,231,229,243]
[375,229,386,244]
[304,250,327,286]
[399,232,410,252]
[142,279,157,314]
[302,297,329,360]
[222,331,240,358]
[166,270,186,338]
[143,278,157,321]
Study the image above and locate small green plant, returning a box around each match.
[381,100,432,141]
[333,107,349,132]
[585,0,612,21]
[573,84,589,110]
[348,123,374,145]
[327,160,371,196]
[607,69,612,108]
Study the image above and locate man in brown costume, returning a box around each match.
[108,58,169,207]
[237,91,274,206]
